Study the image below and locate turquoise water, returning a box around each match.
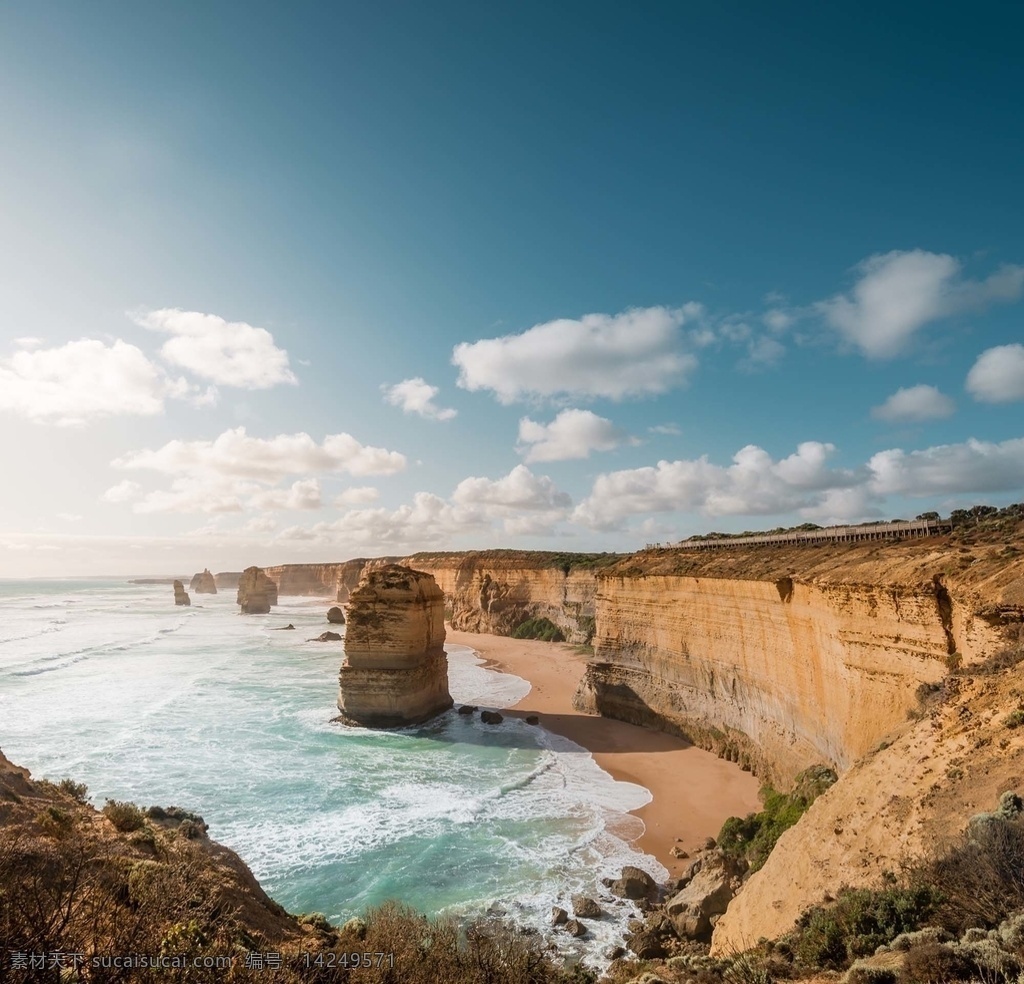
[0,578,663,962]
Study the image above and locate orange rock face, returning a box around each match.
[337,565,452,727]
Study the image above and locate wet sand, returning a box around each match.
[446,629,761,878]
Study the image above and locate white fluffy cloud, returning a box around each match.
[452,464,572,513]
[574,442,855,530]
[382,377,457,420]
[0,339,193,426]
[334,486,379,507]
[113,427,406,481]
[135,308,297,389]
[966,344,1024,403]
[575,435,1024,531]
[517,409,630,462]
[867,437,1024,496]
[251,478,322,511]
[100,480,143,504]
[277,466,574,546]
[452,305,700,403]
[871,385,956,422]
[819,250,1024,358]
[277,492,474,549]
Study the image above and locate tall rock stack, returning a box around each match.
[190,569,218,594]
[173,580,191,606]
[236,567,278,614]
[337,565,452,728]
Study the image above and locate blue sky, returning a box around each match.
[1,1,1022,575]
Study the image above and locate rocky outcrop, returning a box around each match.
[189,569,217,594]
[172,580,190,606]
[336,565,453,728]
[236,567,278,614]
[664,850,746,941]
[327,606,346,624]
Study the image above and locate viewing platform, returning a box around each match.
[646,519,952,551]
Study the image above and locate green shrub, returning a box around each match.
[794,886,942,969]
[718,767,837,872]
[1005,708,1024,729]
[57,778,89,802]
[103,799,146,832]
[36,806,74,838]
[511,617,565,642]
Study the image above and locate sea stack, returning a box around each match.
[190,569,218,594]
[173,580,191,606]
[336,565,452,728]
[236,566,278,614]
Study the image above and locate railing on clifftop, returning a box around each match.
[644,519,952,551]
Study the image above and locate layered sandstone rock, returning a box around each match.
[172,580,190,606]
[336,565,452,727]
[263,563,350,597]
[189,568,217,594]
[236,567,278,614]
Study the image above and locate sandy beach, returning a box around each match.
[447,630,761,878]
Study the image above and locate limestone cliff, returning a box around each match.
[337,565,452,727]
[563,537,1024,949]
[236,566,279,614]
[263,562,367,597]
[172,579,191,606]
[189,568,217,594]
[576,539,1021,786]
[363,551,620,643]
[215,571,242,590]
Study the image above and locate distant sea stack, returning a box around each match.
[326,606,346,624]
[336,565,452,728]
[190,569,217,595]
[215,571,243,591]
[173,580,191,606]
[236,567,278,614]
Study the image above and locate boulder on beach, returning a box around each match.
[572,896,602,919]
[525,715,540,725]
[564,919,587,938]
[480,710,503,725]
[172,580,191,607]
[611,865,658,900]
[551,906,568,926]
[664,850,746,941]
[457,705,477,716]
[326,606,346,624]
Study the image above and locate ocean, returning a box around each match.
[0,578,664,964]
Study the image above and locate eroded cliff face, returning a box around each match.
[576,540,1021,786]
[337,565,452,727]
[375,552,618,643]
[263,562,370,597]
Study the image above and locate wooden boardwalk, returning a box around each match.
[646,519,952,551]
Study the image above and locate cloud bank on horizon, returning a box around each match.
[2,247,1024,573]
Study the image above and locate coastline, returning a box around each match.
[446,629,762,879]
